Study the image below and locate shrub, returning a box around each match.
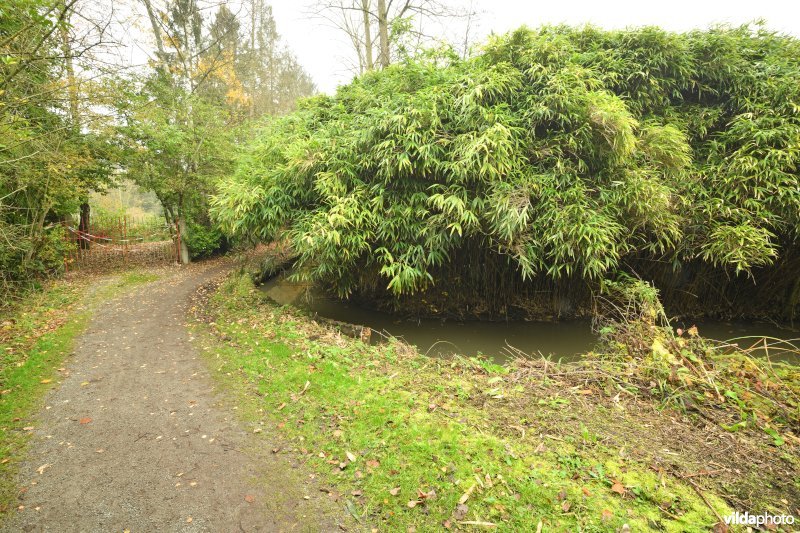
[213,24,800,316]
[185,223,225,259]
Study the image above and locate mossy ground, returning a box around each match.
[195,272,798,531]
[0,270,161,516]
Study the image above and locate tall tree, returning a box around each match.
[310,0,475,73]
[123,0,314,262]
[1,0,118,293]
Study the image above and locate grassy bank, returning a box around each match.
[197,272,799,531]
[0,270,161,515]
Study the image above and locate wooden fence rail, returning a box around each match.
[63,215,180,272]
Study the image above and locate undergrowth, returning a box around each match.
[193,272,800,531]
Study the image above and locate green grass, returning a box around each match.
[197,274,734,531]
[0,269,161,516]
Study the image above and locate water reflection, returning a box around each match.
[260,274,799,363]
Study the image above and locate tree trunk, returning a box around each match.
[59,4,79,127]
[141,0,168,68]
[78,202,90,250]
[361,0,373,71]
[178,216,190,264]
[249,0,257,117]
[376,0,389,68]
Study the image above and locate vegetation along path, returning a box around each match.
[2,263,346,532]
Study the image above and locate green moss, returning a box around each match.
[197,274,736,531]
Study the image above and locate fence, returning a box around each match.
[63,214,180,271]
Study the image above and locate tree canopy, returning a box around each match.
[213,24,800,316]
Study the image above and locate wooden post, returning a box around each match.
[62,221,69,273]
[123,215,128,262]
[175,219,181,264]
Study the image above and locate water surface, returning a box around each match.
[260,274,799,363]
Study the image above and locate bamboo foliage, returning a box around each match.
[213,24,800,304]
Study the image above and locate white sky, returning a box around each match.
[268,0,800,94]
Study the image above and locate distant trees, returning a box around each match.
[0,0,315,297]
[119,0,315,261]
[311,0,476,73]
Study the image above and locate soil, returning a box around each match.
[2,261,351,532]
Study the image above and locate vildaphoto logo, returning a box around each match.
[723,512,795,527]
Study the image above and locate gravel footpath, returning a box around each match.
[3,263,348,532]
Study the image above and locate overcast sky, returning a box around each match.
[267,0,800,94]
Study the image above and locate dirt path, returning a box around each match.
[3,263,348,532]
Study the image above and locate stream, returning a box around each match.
[260,274,800,363]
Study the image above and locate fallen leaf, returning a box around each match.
[244,495,255,503]
[36,464,51,475]
[346,451,357,462]
[610,482,626,495]
[582,487,591,497]
[561,500,571,512]
[557,489,567,501]
[366,459,380,468]
[601,509,613,521]
[79,417,92,425]
[418,488,437,500]
[40,379,52,384]
[711,522,729,533]
[407,500,421,508]
[389,487,401,496]
[22,426,34,431]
